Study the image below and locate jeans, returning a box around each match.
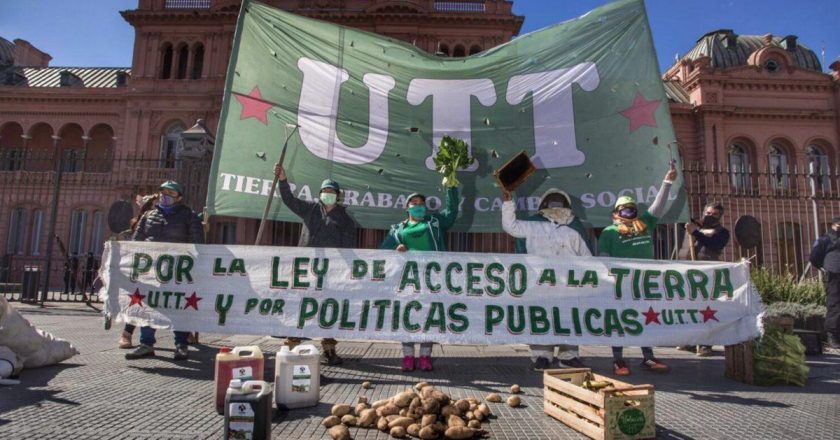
[612,346,654,360]
[139,326,189,347]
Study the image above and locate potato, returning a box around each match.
[422,388,450,406]
[484,393,502,403]
[422,398,441,415]
[386,415,402,423]
[341,414,357,426]
[447,415,466,428]
[328,424,351,440]
[399,409,408,417]
[466,397,480,404]
[464,411,474,421]
[469,403,477,412]
[377,403,400,417]
[443,426,474,440]
[476,404,491,417]
[454,399,470,413]
[358,408,377,427]
[473,411,484,422]
[372,399,390,409]
[322,415,341,428]
[332,404,352,418]
[409,397,422,411]
[355,403,369,415]
[468,420,481,429]
[378,417,390,431]
[440,405,460,417]
[432,422,447,433]
[395,390,416,408]
[419,426,438,440]
[415,381,431,391]
[510,384,521,394]
[390,426,407,438]
[362,381,372,389]
[507,395,521,407]
[421,414,437,427]
[358,396,369,405]
[389,417,415,429]
[407,423,421,437]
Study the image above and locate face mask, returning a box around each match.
[618,207,638,219]
[159,194,177,208]
[701,215,719,228]
[320,193,337,206]
[408,205,427,218]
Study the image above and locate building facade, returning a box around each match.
[1,2,839,298]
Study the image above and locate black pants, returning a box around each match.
[827,272,840,337]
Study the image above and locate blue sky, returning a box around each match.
[2,0,838,72]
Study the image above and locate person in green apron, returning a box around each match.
[598,162,677,376]
[380,187,459,372]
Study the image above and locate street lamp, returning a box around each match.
[178,118,215,160]
[177,119,215,235]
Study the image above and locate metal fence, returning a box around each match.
[0,156,832,303]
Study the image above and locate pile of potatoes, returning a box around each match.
[323,381,512,440]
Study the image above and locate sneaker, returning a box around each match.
[419,356,433,372]
[321,349,344,366]
[173,345,189,361]
[531,357,552,371]
[640,358,670,372]
[402,355,416,372]
[613,359,631,376]
[696,346,713,357]
[676,345,695,352]
[557,357,586,369]
[118,331,133,349]
[125,344,155,360]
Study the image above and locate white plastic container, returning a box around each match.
[274,344,320,409]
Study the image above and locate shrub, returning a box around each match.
[750,267,825,306]
[763,301,827,320]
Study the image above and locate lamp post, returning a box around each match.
[177,118,215,229]
[40,135,62,306]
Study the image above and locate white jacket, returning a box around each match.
[502,200,591,257]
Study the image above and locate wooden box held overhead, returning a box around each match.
[544,368,655,440]
[494,150,536,192]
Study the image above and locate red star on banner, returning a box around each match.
[128,288,145,307]
[700,306,719,323]
[620,92,661,133]
[234,86,274,125]
[183,292,202,310]
[641,306,661,325]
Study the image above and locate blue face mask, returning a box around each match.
[408,205,427,218]
[159,194,177,208]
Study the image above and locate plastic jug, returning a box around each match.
[274,344,320,409]
[224,379,273,440]
[215,346,265,414]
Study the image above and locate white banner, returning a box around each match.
[101,241,763,346]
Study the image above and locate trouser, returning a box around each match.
[827,272,840,336]
[402,342,433,357]
[529,344,579,362]
[124,324,135,334]
[139,327,189,347]
[612,346,654,360]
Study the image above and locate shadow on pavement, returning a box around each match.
[0,363,81,426]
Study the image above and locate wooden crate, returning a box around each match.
[544,368,655,440]
[724,315,795,384]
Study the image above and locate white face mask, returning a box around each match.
[320,193,337,206]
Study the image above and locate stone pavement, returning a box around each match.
[0,302,838,440]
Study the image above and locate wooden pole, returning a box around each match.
[255,125,299,245]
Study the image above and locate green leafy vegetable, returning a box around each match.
[433,136,475,188]
[752,325,809,387]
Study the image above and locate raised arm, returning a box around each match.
[648,162,677,218]
[434,186,460,230]
[501,200,528,239]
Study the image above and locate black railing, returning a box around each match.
[164,0,211,9]
[434,1,485,13]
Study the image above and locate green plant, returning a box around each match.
[750,267,825,306]
[433,136,475,188]
[763,301,827,320]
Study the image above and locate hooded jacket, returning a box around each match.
[504,188,592,257]
[133,203,204,244]
[381,187,459,251]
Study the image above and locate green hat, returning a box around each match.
[159,180,184,195]
[615,195,636,210]
[405,192,426,208]
[320,179,340,192]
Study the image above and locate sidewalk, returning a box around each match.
[1,301,838,440]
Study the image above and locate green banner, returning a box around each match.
[208,0,688,231]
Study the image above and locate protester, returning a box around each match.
[502,186,591,370]
[808,218,840,350]
[125,181,203,361]
[82,252,97,295]
[679,201,730,356]
[274,164,358,365]
[381,186,460,372]
[63,255,79,296]
[598,162,677,376]
[117,194,158,349]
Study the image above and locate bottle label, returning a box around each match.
[228,402,255,440]
[232,366,253,380]
[292,365,311,393]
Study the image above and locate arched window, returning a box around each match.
[469,45,482,56]
[160,123,184,168]
[438,44,450,57]
[176,44,189,79]
[30,209,43,256]
[89,211,104,256]
[807,145,830,191]
[58,124,84,173]
[6,208,26,255]
[767,144,789,189]
[191,43,204,79]
[0,123,24,171]
[728,145,750,189]
[68,209,88,256]
[160,43,173,79]
[452,45,465,58]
